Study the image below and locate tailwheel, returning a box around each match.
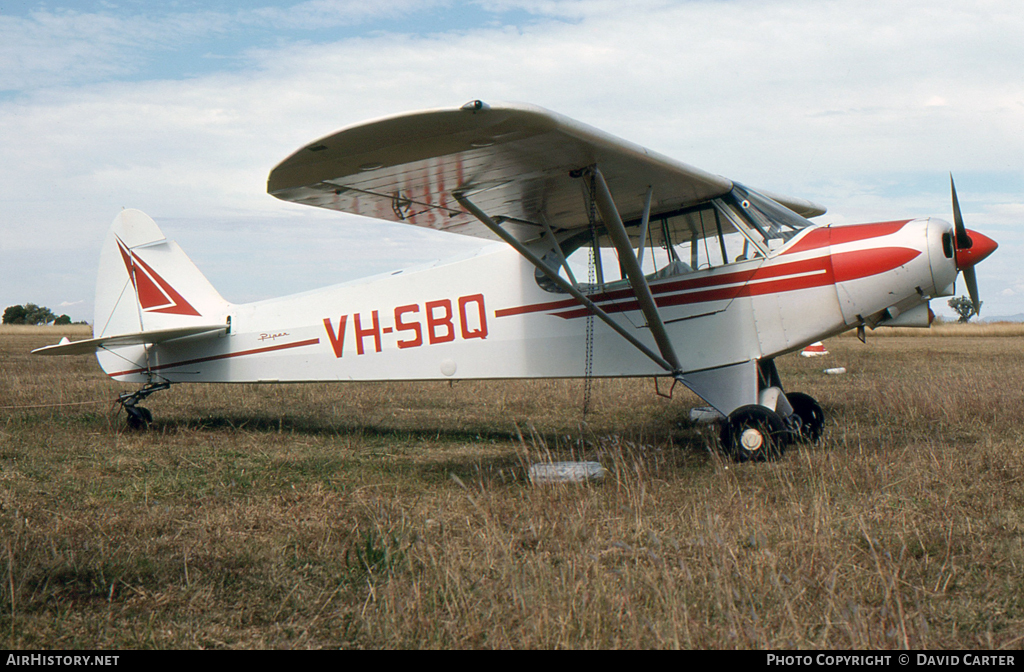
[786,392,824,443]
[125,405,153,431]
[118,382,169,431]
[720,404,787,462]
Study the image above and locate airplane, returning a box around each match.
[33,100,998,462]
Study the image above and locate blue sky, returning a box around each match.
[2,0,1022,321]
[0,1,546,90]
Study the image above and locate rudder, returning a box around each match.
[94,209,229,339]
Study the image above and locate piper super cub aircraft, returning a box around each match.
[34,101,998,461]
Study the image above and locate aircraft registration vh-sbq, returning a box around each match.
[35,101,998,462]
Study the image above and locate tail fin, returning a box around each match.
[94,209,229,339]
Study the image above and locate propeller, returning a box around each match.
[949,175,998,315]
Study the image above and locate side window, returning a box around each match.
[665,210,726,271]
[534,230,610,293]
[533,197,780,294]
[652,206,763,276]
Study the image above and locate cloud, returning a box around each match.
[1,0,1022,320]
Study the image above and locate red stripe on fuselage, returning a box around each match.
[107,338,320,378]
[831,246,920,283]
[783,220,911,255]
[496,243,920,321]
[552,257,835,319]
[497,256,833,320]
[494,297,578,318]
[494,263,771,319]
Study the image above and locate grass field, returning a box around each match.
[2,324,1024,649]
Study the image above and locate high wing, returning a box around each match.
[267,101,825,244]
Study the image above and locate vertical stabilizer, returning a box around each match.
[94,210,229,339]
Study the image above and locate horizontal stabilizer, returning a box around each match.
[32,324,227,357]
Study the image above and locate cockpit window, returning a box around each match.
[534,184,813,293]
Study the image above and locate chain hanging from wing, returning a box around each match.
[583,171,598,419]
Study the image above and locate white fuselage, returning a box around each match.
[99,217,955,386]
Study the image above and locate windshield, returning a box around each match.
[717,183,812,253]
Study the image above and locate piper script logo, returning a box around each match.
[116,237,201,316]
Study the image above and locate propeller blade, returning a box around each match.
[951,174,972,251]
[963,266,981,315]
[947,177,996,316]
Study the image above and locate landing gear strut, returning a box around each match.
[118,382,170,430]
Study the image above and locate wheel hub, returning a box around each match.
[739,427,764,452]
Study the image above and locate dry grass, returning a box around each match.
[855,321,1024,338]
[0,325,92,337]
[2,329,1024,649]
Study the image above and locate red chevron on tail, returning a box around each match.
[116,237,201,316]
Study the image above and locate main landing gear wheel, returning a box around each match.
[786,392,824,443]
[720,405,787,462]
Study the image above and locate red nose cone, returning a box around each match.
[955,229,998,269]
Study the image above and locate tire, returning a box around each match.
[125,405,153,431]
[786,392,824,443]
[720,405,786,462]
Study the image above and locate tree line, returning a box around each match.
[2,303,75,325]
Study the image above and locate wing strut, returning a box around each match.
[635,186,653,268]
[588,166,683,373]
[454,192,675,374]
[539,214,577,287]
